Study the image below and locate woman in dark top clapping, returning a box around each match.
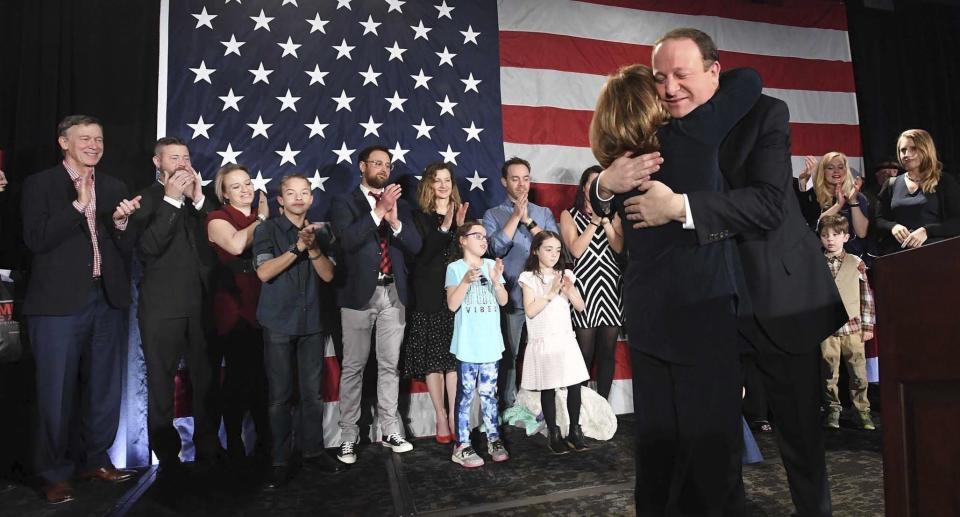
[206,164,270,458]
[404,162,469,443]
[875,129,960,255]
[795,152,871,260]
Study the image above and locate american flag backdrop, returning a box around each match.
[160,0,861,222]
[161,0,507,220]
[150,0,866,451]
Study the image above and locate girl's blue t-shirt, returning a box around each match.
[444,258,505,363]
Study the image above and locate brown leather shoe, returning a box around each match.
[78,467,136,483]
[42,481,74,504]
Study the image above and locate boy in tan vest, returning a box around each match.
[819,214,876,430]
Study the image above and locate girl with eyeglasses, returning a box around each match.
[444,221,509,467]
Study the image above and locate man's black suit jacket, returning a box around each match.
[129,182,216,319]
[688,94,847,354]
[328,188,422,310]
[22,164,133,315]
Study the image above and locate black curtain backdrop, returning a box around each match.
[846,0,960,185]
[0,0,160,268]
[0,0,160,481]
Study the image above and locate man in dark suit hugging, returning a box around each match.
[598,29,847,517]
[129,137,223,475]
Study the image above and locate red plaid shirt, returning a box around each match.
[825,252,876,337]
[64,161,130,278]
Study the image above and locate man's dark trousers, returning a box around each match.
[30,281,124,484]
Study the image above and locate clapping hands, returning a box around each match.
[257,191,269,220]
[184,165,203,201]
[112,195,142,222]
[298,223,325,250]
[846,176,863,205]
[440,201,471,232]
[374,184,401,214]
[547,272,562,299]
[441,203,455,231]
[512,194,529,222]
[440,201,470,232]
[559,271,576,296]
[163,170,193,199]
[547,271,574,300]
[455,201,469,227]
[76,174,94,206]
[461,265,482,285]
[798,156,817,191]
[487,258,504,285]
[376,184,403,228]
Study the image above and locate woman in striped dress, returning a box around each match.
[559,165,624,399]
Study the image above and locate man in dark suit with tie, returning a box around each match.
[22,115,141,503]
[604,29,847,516]
[129,136,222,474]
[329,145,422,464]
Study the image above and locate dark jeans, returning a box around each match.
[29,281,124,483]
[263,328,326,467]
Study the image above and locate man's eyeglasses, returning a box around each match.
[463,232,487,241]
[363,160,393,171]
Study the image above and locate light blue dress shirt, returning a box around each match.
[482,199,559,310]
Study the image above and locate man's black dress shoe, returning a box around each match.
[265,466,292,489]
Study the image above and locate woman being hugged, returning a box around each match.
[519,231,592,454]
[206,163,270,458]
[559,166,624,400]
[589,45,762,512]
[445,221,509,468]
[875,129,960,255]
[404,162,469,443]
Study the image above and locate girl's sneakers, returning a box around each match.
[452,444,485,468]
[488,440,510,462]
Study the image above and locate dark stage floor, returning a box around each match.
[0,411,883,516]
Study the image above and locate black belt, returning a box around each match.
[376,275,394,286]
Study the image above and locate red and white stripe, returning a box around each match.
[499,0,862,216]
[179,2,868,445]
[316,336,636,445]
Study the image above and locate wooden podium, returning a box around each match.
[874,236,960,517]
